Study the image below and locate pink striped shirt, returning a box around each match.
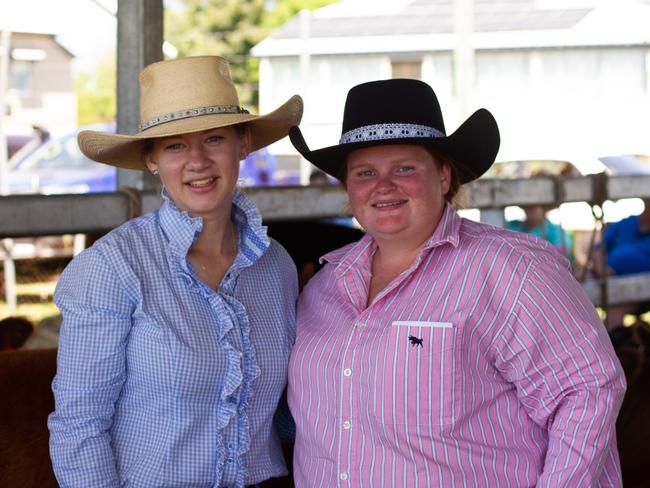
[288,204,625,487]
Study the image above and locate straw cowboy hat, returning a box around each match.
[78,56,303,169]
[289,78,499,183]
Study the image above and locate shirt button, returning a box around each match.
[342,420,351,429]
[343,368,352,377]
[355,322,365,328]
[227,458,233,463]
[339,472,349,481]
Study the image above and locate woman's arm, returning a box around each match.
[494,258,626,486]
[48,248,134,487]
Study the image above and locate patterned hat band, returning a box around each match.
[139,104,250,132]
[339,123,446,145]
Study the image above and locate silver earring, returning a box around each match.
[152,169,159,176]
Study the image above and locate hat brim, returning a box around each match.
[78,95,303,170]
[290,108,499,184]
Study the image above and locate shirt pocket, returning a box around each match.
[367,320,459,431]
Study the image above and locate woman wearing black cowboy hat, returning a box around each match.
[48,56,302,488]
[287,79,625,486]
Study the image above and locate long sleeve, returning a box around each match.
[48,191,295,487]
[48,248,134,488]
[495,257,626,487]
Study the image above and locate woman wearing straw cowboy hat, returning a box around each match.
[48,56,302,488]
[287,79,625,486]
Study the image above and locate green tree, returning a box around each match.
[165,0,267,108]
[75,54,116,126]
[165,0,339,109]
[262,0,338,29]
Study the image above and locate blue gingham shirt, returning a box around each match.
[48,190,298,488]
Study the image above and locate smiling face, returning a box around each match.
[145,126,250,220]
[346,144,451,246]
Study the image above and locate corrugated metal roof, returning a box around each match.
[271,0,590,39]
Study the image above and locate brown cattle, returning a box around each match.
[0,348,58,487]
[611,321,650,487]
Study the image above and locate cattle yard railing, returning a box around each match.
[1,174,650,311]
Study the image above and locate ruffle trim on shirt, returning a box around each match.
[157,189,266,486]
[231,192,270,267]
[213,305,243,486]
[159,190,270,278]
[233,300,261,487]
[159,189,203,270]
[212,294,261,487]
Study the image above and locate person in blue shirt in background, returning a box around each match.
[48,56,302,488]
[592,198,650,331]
[506,170,574,263]
[506,203,574,262]
[597,198,650,276]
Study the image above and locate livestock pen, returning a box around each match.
[1,175,650,486]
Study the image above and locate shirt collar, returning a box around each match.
[322,203,461,275]
[423,203,461,250]
[230,191,271,267]
[158,188,270,271]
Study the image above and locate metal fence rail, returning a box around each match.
[3,175,650,237]
[2,175,650,310]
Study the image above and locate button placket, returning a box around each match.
[337,317,362,487]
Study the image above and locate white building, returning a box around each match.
[252,0,650,175]
[1,0,116,139]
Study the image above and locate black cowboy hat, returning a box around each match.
[289,78,500,183]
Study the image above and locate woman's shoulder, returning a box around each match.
[67,212,162,276]
[265,237,296,266]
[243,238,298,297]
[249,238,299,286]
[90,211,160,250]
[56,212,163,301]
[460,218,568,269]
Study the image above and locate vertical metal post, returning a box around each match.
[645,49,650,97]
[0,239,16,315]
[116,0,163,191]
[0,29,17,314]
[480,208,506,227]
[0,30,11,196]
